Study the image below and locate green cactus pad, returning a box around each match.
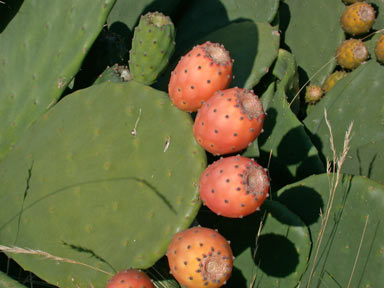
[0,0,116,162]
[174,0,279,54]
[0,81,206,288]
[254,85,324,190]
[280,0,345,85]
[196,200,310,287]
[129,12,175,85]
[271,49,300,114]
[277,174,384,287]
[0,271,28,288]
[304,60,384,184]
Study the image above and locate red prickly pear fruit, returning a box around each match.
[166,226,233,288]
[106,269,155,288]
[199,156,270,218]
[193,87,265,155]
[168,41,233,112]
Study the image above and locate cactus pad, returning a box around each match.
[277,174,384,287]
[0,0,116,162]
[129,12,175,85]
[0,81,206,288]
[304,60,384,184]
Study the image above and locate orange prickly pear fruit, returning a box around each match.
[106,269,155,288]
[193,87,265,156]
[340,2,376,35]
[335,39,369,70]
[168,41,233,112]
[166,226,233,288]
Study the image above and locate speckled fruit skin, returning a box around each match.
[193,87,265,155]
[199,156,269,218]
[340,2,376,35]
[336,39,369,70]
[166,226,233,288]
[305,84,324,104]
[168,41,233,112]
[375,34,384,64]
[106,269,154,288]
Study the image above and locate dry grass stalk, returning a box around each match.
[0,245,113,276]
[306,109,353,287]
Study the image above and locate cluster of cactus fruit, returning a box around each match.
[0,0,384,288]
[305,0,383,105]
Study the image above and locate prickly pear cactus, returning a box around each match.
[129,12,175,85]
[0,0,116,162]
[277,174,384,287]
[304,60,384,184]
[280,0,345,85]
[0,81,206,288]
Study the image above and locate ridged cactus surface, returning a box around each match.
[0,81,206,288]
[277,174,384,287]
[0,0,116,162]
[304,60,384,184]
[280,0,345,85]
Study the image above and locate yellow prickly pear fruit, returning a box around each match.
[305,85,324,104]
[322,71,348,93]
[374,34,384,64]
[340,2,376,35]
[336,39,369,70]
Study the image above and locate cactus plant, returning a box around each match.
[1,0,383,287]
[0,0,116,162]
[0,81,206,287]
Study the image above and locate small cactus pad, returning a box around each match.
[336,39,369,69]
[321,70,348,93]
[0,81,206,288]
[305,85,324,104]
[374,33,384,63]
[129,12,175,85]
[340,2,376,35]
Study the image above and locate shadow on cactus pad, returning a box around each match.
[253,233,299,277]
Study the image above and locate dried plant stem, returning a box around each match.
[306,109,353,287]
[0,245,114,276]
[347,215,369,288]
